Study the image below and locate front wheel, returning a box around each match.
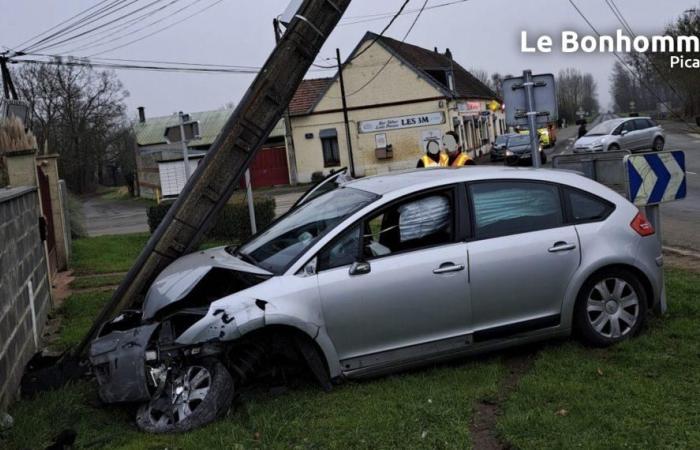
[653,137,665,151]
[136,359,234,433]
[574,268,647,347]
[608,143,620,151]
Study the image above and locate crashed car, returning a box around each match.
[90,167,664,432]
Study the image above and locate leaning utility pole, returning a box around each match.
[74,0,351,357]
[273,17,299,186]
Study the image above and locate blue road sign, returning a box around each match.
[625,151,686,206]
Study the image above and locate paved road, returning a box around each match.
[82,195,149,237]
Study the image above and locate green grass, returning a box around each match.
[498,269,700,449]
[71,273,125,290]
[71,233,150,275]
[54,290,112,351]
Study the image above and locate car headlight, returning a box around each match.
[505,150,513,156]
[592,144,604,150]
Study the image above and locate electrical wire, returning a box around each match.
[339,0,468,26]
[88,0,225,57]
[13,57,260,74]
[568,0,697,132]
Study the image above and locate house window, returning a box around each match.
[320,128,340,167]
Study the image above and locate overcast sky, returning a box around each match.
[1,0,696,119]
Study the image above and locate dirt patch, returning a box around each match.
[50,270,74,308]
[663,251,700,273]
[72,285,119,295]
[470,348,538,450]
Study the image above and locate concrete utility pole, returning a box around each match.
[523,70,542,168]
[74,0,352,357]
[273,17,298,186]
[336,48,355,177]
[178,111,192,179]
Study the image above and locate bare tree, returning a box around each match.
[14,62,129,193]
[556,68,599,122]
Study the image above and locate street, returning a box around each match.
[81,195,149,237]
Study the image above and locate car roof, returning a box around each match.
[344,167,592,196]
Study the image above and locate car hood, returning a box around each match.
[142,246,272,319]
[508,144,532,154]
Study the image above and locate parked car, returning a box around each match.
[574,117,665,153]
[490,133,519,161]
[89,167,664,432]
[504,133,547,165]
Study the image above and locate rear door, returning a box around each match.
[466,180,580,338]
[633,119,652,150]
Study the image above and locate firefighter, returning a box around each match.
[443,131,474,166]
[416,139,448,168]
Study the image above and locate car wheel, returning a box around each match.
[540,152,547,164]
[136,359,234,433]
[653,137,664,151]
[574,268,647,347]
[608,143,620,151]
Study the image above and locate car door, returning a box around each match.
[315,186,472,369]
[633,119,652,150]
[618,120,637,150]
[466,180,580,339]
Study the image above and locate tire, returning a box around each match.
[608,143,620,151]
[540,152,547,164]
[653,137,665,151]
[574,268,647,347]
[136,359,234,433]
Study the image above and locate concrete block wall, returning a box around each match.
[0,186,52,410]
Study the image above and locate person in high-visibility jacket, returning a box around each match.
[416,139,448,168]
[443,131,475,166]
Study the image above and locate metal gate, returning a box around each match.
[37,165,57,274]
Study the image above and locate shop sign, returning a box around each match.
[359,112,445,133]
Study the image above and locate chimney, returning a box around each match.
[137,106,145,123]
[445,48,453,60]
[434,46,438,53]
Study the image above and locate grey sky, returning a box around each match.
[1,0,695,119]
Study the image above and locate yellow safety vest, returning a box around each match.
[449,153,472,167]
[420,153,449,167]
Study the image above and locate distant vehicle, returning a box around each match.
[89,167,664,432]
[517,123,557,148]
[504,133,547,165]
[574,117,665,153]
[490,133,519,161]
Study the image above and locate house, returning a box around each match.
[134,107,287,199]
[287,32,505,182]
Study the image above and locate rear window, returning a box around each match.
[566,189,614,223]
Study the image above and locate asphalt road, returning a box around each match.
[545,114,700,251]
[82,195,149,237]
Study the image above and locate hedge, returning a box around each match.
[147,196,276,243]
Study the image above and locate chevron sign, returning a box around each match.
[625,151,686,206]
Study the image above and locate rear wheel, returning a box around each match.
[653,137,665,151]
[136,359,234,433]
[574,268,647,347]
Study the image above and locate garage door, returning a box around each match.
[247,146,290,188]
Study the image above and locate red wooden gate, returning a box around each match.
[243,146,290,188]
[37,165,57,274]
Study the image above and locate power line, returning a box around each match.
[89,0,225,57]
[568,0,696,132]
[54,0,185,54]
[343,0,430,97]
[12,57,260,74]
[339,0,468,26]
[31,0,171,53]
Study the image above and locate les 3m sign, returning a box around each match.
[358,112,445,133]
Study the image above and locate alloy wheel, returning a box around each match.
[586,277,640,339]
[143,365,212,427]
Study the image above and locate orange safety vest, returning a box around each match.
[449,153,472,167]
[420,153,449,167]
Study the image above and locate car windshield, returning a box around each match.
[586,120,623,136]
[235,187,378,274]
[507,135,530,146]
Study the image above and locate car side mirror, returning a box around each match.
[621,130,628,136]
[349,261,371,276]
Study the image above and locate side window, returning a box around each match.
[621,121,636,133]
[633,119,648,130]
[566,189,614,223]
[363,191,454,259]
[317,224,361,271]
[470,181,563,239]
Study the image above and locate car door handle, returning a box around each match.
[548,242,577,253]
[433,263,465,274]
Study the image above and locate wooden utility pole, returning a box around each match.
[336,48,355,177]
[74,0,352,357]
[273,17,299,186]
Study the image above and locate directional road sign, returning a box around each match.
[625,151,686,206]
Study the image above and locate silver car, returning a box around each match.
[89,167,664,432]
[574,117,665,153]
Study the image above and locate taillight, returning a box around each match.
[630,212,655,236]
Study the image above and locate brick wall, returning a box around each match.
[0,186,52,410]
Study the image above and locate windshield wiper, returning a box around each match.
[236,250,258,266]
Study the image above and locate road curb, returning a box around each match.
[663,245,700,260]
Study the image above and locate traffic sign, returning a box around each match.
[625,151,686,206]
